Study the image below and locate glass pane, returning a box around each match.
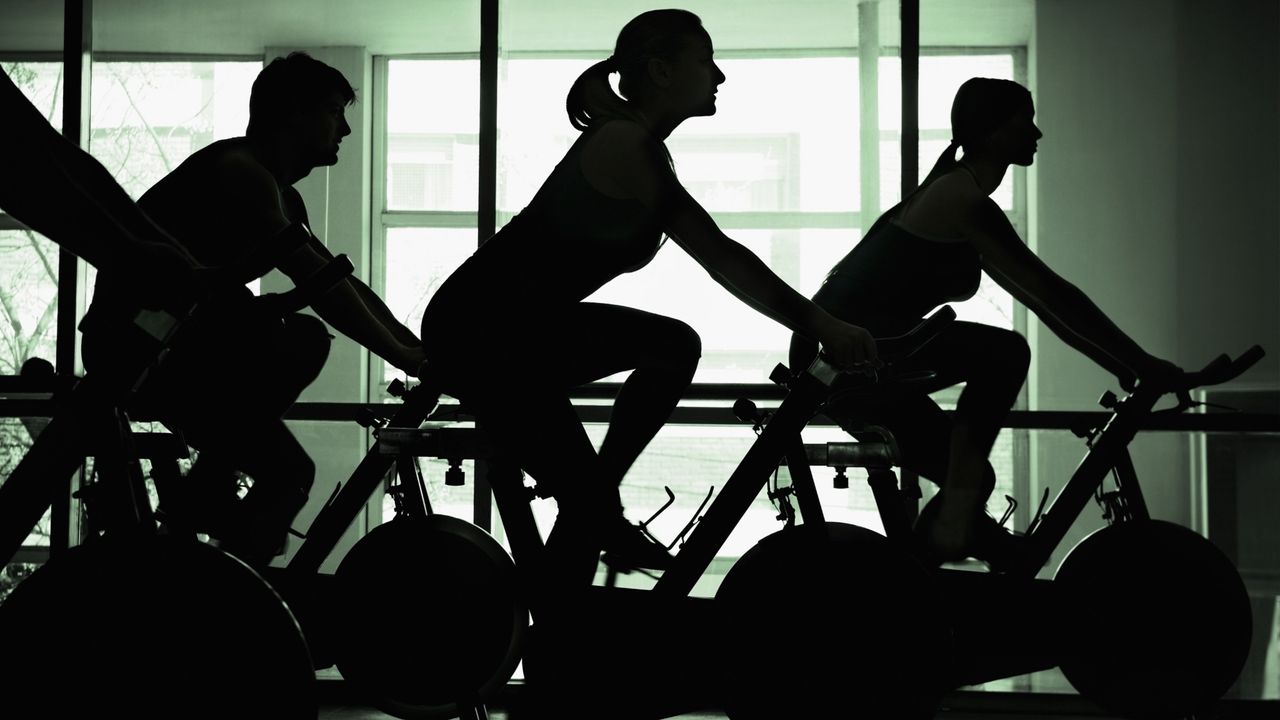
[497,58,589,213]
[672,57,858,213]
[0,61,64,131]
[89,61,260,199]
[0,417,51,548]
[588,227,858,384]
[383,227,477,383]
[498,56,859,215]
[385,60,480,212]
[0,230,59,374]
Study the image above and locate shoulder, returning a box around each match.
[899,167,997,237]
[579,119,673,203]
[584,119,665,162]
[143,139,278,202]
[208,139,281,192]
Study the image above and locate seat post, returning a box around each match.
[866,466,912,544]
[899,467,922,527]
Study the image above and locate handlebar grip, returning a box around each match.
[1183,345,1266,390]
[876,305,957,361]
[808,305,957,386]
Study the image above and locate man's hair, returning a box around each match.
[246,52,356,138]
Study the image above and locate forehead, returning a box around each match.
[320,90,348,108]
[681,28,713,52]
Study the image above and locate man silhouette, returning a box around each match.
[81,53,425,566]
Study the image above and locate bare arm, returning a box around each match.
[225,164,425,375]
[587,121,877,367]
[959,191,1170,381]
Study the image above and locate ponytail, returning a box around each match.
[919,139,962,190]
[566,57,642,132]
[854,140,960,246]
[567,9,706,132]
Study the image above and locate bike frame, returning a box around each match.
[1014,386,1159,577]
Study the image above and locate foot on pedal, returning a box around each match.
[600,517,673,571]
[913,494,1025,573]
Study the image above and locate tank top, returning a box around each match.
[813,218,981,337]
[431,126,665,320]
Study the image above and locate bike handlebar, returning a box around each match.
[872,305,957,361]
[1182,345,1264,389]
[808,305,956,386]
[1162,345,1266,412]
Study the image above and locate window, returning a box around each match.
[0,62,67,592]
[376,40,1028,563]
[375,58,481,372]
[0,58,258,599]
[79,59,260,307]
[88,60,259,199]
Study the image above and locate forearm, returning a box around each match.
[311,281,420,370]
[709,242,831,340]
[349,279,421,347]
[1037,280,1150,375]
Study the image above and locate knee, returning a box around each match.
[995,330,1030,376]
[273,448,316,497]
[661,320,702,373]
[283,313,332,381]
[286,313,332,358]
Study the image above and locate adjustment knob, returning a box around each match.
[387,378,407,398]
[768,363,792,387]
[1098,390,1118,409]
[445,459,465,487]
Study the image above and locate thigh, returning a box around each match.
[825,387,953,485]
[553,303,701,387]
[897,320,1028,387]
[431,302,700,395]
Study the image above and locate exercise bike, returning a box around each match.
[0,242,353,719]
[251,373,526,720]
[716,317,1265,720]
[258,313,954,720]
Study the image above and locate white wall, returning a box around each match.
[1031,0,1279,575]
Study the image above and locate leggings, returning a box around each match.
[823,321,1030,499]
[92,310,333,565]
[424,301,702,588]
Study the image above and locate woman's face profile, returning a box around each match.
[662,31,726,119]
[982,102,1042,166]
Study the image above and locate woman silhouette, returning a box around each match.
[421,9,877,591]
[792,77,1181,569]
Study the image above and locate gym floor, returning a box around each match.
[315,682,1280,720]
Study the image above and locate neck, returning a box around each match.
[958,153,1009,195]
[248,135,312,186]
[631,101,684,141]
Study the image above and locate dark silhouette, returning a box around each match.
[791,77,1181,568]
[420,9,877,593]
[80,53,426,567]
[0,67,201,300]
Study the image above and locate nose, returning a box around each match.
[341,118,352,138]
[714,63,726,86]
